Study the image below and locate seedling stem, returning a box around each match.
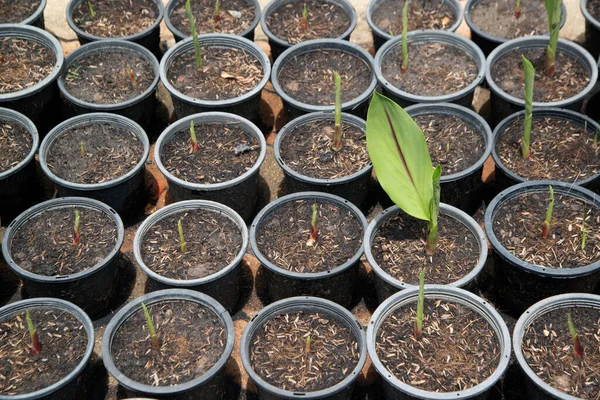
[306,204,318,246]
[87,1,96,17]
[401,0,409,74]
[26,310,41,355]
[129,69,136,86]
[80,144,85,158]
[541,185,554,238]
[214,0,220,22]
[73,210,81,245]
[332,72,343,151]
[302,3,308,30]
[305,335,311,353]
[185,0,203,70]
[178,219,188,253]
[544,0,562,76]
[521,55,534,158]
[141,303,159,350]
[426,166,442,254]
[515,0,521,18]
[567,313,583,358]
[414,268,425,339]
[189,120,199,152]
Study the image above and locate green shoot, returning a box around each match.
[302,3,308,30]
[80,143,85,158]
[521,55,534,158]
[73,210,80,245]
[129,69,136,86]
[567,313,583,358]
[213,0,220,22]
[189,120,199,152]
[515,0,521,18]
[445,143,450,153]
[541,185,554,238]
[332,72,343,151]
[414,268,425,339]
[141,303,159,350]
[185,0,202,70]
[178,219,188,253]
[306,204,318,247]
[544,0,562,76]
[87,1,96,18]
[68,66,81,80]
[305,335,311,352]
[25,310,41,355]
[401,0,409,74]
[426,166,442,254]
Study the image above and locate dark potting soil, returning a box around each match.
[0,37,55,95]
[491,48,590,102]
[414,114,485,176]
[161,122,259,184]
[46,122,144,184]
[266,0,351,44]
[0,0,41,23]
[64,50,154,105]
[10,207,118,276]
[250,310,359,392]
[168,46,263,100]
[372,213,480,285]
[469,0,553,40]
[522,306,600,399]
[382,42,478,96]
[141,208,243,280]
[372,0,455,36]
[492,192,600,268]
[278,50,372,106]
[256,200,363,273]
[0,119,32,174]
[0,308,88,396]
[496,116,600,182]
[587,0,600,23]
[111,300,226,387]
[376,300,501,392]
[279,119,370,179]
[169,0,256,36]
[72,0,159,38]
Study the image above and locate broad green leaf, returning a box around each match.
[521,55,534,158]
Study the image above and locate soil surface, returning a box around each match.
[0,37,55,95]
[169,0,256,36]
[72,0,159,38]
[255,199,363,273]
[10,206,118,276]
[372,0,456,36]
[46,122,144,184]
[376,299,501,392]
[266,0,351,44]
[250,310,359,392]
[141,208,243,280]
[496,116,600,182]
[111,300,226,386]
[161,122,259,184]
[522,306,600,399]
[491,48,590,102]
[0,0,41,23]
[492,192,600,268]
[587,0,600,22]
[382,42,478,96]
[279,119,370,179]
[278,50,372,106]
[0,119,32,174]
[414,114,485,175]
[168,46,263,100]
[64,50,154,105]
[0,307,87,396]
[372,212,480,285]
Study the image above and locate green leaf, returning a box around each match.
[521,55,534,158]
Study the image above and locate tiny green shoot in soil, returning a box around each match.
[25,310,41,355]
[129,69,136,86]
[214,0,221,22]
[302,3,308,30]
[541,185,554,238]
[80,143,85,158]
[414,268,425,339]
[185,0,203,70]
[306,204,318,247]
[68,66,81,80]
[567,313,583,358]
[544,0,562,76]
[515,0,521,19]
[189,120,199,152]
[594,123,599,148]
[73,210,81,245]
[305,335,311,353]
[332,72,343,151]
[401,0,409,74]
[521,55,534,158]
[87,1,96,18]
[141,302,160,350]
[178,219,188,253]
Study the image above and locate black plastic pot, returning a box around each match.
[0,108,39,225]
[240,296,367,400]
[374,30,486,109]
[165,0,261,42]
[513,293,600,400]
[492,108,600,193]
[39,113,150,219]
[271,39,377,120]
[465,0,567,56]
[260,0,357,61]
[159,34,270,122]
[10,0,46,28]
[0,24,64,135]
[485,36,598,126]
[366,0,463,52]
[133,200,248,313]
[66,0,164,57]
[250,192,367,308]
[367,285,512,400]
[484,180,600,313]
[102,289,234,400]
[582,0,600,58]
[583,56,600,120]
[155,112,266,222]
[1,197,124,317]
[0,297,94,400]
[273,112,373,206]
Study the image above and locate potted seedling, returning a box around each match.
[0,0,46,27]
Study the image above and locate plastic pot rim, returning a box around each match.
[17,0,47,26]
[249,191,368,279]
[271,38,377,113]
[0,24,64,102]
[240,296,367,399]
[581,0,600,30]
[0,108,39,181]
[133,200,249,287]
[484,180,600,277]
[101,288,235,396]
[1,196,125,283]
[154,112,266,192]
[273,111,373,185]
[367,285,512,399]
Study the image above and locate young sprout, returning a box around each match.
[73,210,81,245]
[178,219,188,253]
[544,0,562,76]
[129,69,136,86]
[515,0,521,19]
[306,204,318,247]
[68,66,81,81]
[25,310,41,355]
[302,3,308,31]
[305,335,311,353]
[567,313,583,358]
[185,0,202,70]
[521,55,534,158]
[213,0,220,22]
[445,143,450,153]
[414,268,425,339]
[141,303,159,350]
[80,143,85,158]
[189,120,199,152]
[87,1,96,18]
[541,185,554,239]
[332,72,343,152]
[401,0,409,74]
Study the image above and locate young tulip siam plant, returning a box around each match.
[185,0,203,70]
[178,219,188,253]
[189,120,199,152]
[141,302,160,350]
[306,204,318,247]
[567,313,583,358]
[544,0,562,76]
[414,268,425,339]
[73,210,81,245]
[541,185,554,238]
[26,310,42,355]
[332,72,343,151]
[401,0,409,74]
[514,0,521,19]
[366,92,442,254]
[521,55,535,158]
[301,3,308,31]
[87,1,96,18]
[213,0,221,22]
